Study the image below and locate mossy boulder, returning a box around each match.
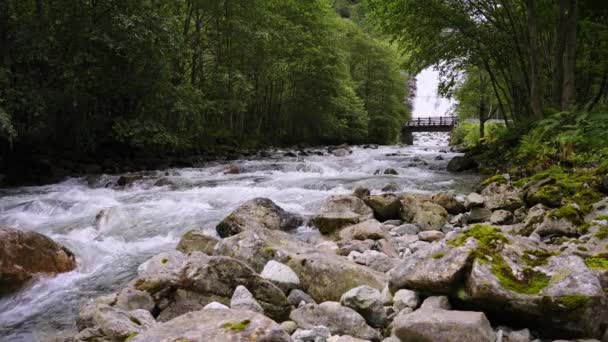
[214,228,387,303]
[481,183,524,212]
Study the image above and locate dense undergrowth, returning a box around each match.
[469,111,608,220]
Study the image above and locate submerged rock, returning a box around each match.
[0,227,77,295]
[216,197,303,238]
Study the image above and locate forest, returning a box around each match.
[0,0,410,175]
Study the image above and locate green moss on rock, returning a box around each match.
[555,295,590,310]
[549,204,581,224]
[596,214,608,221]
[522,249,556,267]
[448,224,509,248]
[595,226,608,240]
[221,320,251,332]
[585,255,608,270]
[481,175,507,187]
[490,254,551,295]
[432,252,445,259]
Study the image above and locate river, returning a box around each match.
[0,132,479,341]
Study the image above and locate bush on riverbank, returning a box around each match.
[449,122,508,148]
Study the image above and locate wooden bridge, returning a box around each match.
[401,116,458,144]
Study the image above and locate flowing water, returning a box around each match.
[0,132,479,341]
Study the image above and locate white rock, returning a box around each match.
[260,260,301,292]
[203,302,229,310]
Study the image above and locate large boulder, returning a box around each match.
[389,239,475,294]
[290,302,382,341]
[214,229,387,303]
[447,156,478,172]
[311,195,374,235]
[74,303,155,342]
[133,252,291,322]
[524,179,563,208]
[130,308,291,342]
[0,227,77,295]
[363,194,402,221]
[399,195,448,231]
[216,198,303,238]
[481,183,525,212]
[392,308,495,342]
[432,192,465,215]
[176,230,219,255]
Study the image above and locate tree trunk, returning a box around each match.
[561,0,578,109]
[551,0,567,109]
[525,0,544,120]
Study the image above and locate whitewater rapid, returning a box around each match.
[0,132,478,341]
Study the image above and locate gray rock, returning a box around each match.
[393,289,419,311]
[420,296,451,310]
[292,326,332,342]
[482,183,525,212]
[215,229,388,303]
[447,156,478,172]
[432,192,465,215]
[260,260,301,293]
[337,239,376,256]
[216,198,303,238]
[384,220,403,226]
[465,193,485,210]
[533,211,579,237]
[491,210,514,225]
[399,194,448,231]
[340,286,386,328]
[513,207,528,224]
[289,289,316,306]
[290,302,381,341]
[467,207,492,223]
[381,286,393,305]
[348,250,399,273]
[353,187,371,199]
[392,224,420,236]
[311,196,374,235]
[115,286,155,312]
[130,308,291,342]
[176,230,219,255]
[418,230,445,242]
[230,285,264,313]
[75,304,155,341]
[392,308,495,342]
[338,220,390,242]
[281,321,298,335]
[522,204,549,235]
[389,240,475,293]
[134,252,290,322]
[328,336,369,342]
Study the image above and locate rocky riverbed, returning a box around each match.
[3,131,607,341]
[0,133,476,341]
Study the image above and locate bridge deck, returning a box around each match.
[403,116,457,132]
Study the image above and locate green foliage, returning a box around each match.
[522,249,557,267]
[490,254,551,295]
[450,122,507,148]
[481,175,507,187]
[0,0,410,160]
[553,295,590,311]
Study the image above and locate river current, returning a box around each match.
[0,132,479,341]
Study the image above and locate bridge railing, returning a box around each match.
[404,116,457,128]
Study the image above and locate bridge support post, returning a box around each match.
[401,129,414,145]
